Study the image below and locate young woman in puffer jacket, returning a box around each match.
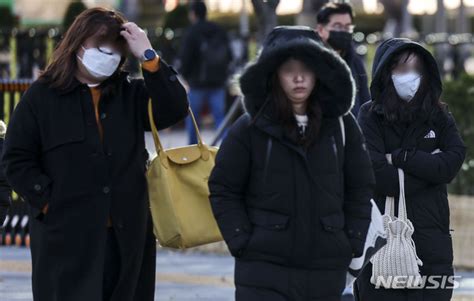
[209,26,376,301]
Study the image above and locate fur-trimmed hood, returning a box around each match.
[239,26,355,119]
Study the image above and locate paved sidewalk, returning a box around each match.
[1,247,474,301]
[0,247,235,301]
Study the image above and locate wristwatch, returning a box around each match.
[143,49,157,62]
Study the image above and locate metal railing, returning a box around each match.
[0,79,33,123]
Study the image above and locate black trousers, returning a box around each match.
[103,228,120,301]
[235,259,346,301]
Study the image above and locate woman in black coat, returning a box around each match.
[3,8,188,301]
[355,38,466,301]
[209,26,375,301]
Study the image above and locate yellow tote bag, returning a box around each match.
[146,100,223,249]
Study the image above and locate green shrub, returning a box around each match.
[443,74,474,195]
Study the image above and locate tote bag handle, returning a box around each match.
[147,99,210,168]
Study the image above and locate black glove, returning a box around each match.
[391,147,416,168]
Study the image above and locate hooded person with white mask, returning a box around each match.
[355,38,466,301]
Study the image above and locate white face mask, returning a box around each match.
[77,46,121,81]
[391,72,422,102]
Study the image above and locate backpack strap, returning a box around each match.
[263,137,273,181]
[332,115,346,187]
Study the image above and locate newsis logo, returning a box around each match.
[373,275,462,289]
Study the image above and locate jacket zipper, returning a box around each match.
[291,154,298,266]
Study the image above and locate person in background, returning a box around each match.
[178,1,232,144]
[209,26,375,301]
[0,120,11,229]
[355,38,466,301]
[316,1,370,116]
[3,8,188,301]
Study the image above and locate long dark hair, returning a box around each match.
[376,49,443,123]
[270,73,323,148]
[40,8,128,92]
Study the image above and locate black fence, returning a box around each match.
[0,79,33,123]
[0,80,32,247]
[1,201,30,247]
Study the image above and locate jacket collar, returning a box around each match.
[57,71,129,95]
[252,104,341,159]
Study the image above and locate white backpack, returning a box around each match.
[370,168,423,289]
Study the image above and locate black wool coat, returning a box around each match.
[3,61,188,301]
[355,38,466,301]
[209,27,375,283]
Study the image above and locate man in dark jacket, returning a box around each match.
[316,2,370,116]
[178,1,232,144]
[209,26,375,300]
[355,38,466,301]
[3,8,188,301]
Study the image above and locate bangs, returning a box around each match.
[86,10,127,51]
[91,23,127,53]
[390,49,422,71]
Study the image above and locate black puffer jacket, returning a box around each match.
[355,38,466,301]
[209,26,375,270]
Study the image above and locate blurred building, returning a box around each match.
[5,0,117,25]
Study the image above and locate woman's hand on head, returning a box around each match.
[120,22,153,61]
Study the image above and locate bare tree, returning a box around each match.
[378,0,414,37]
[296,0,329,27]
[433,0,448,77]
[457,0,468,33]
[455,0,471,77]
[434,0,447,33]
[251,0,280,44]
[399,0,414,36]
